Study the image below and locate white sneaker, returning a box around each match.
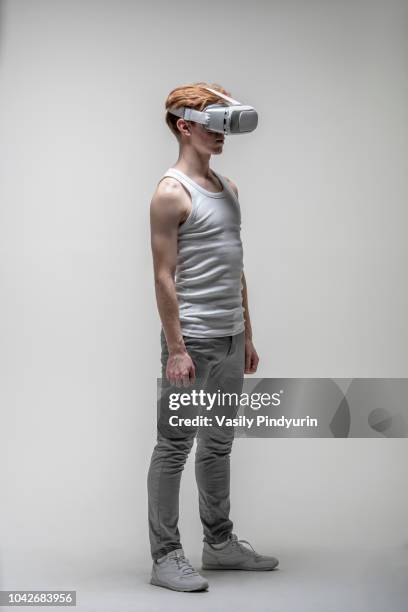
[151,549,209,592]
[202,533,279,571]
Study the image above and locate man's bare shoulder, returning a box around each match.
[225,176,239,198]
[150,177,190,222]
[152,176,187,205]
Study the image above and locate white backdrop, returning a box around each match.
[1,0,408,586]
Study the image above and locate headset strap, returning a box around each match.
[203,87,241,105]
[167,87,241,124]
[167,106,209,125]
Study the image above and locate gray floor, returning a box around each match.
[2,545,408,612]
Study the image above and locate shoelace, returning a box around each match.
[230,534,261,558]
[170,552,199,576]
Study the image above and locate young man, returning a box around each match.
[147,82,279,592]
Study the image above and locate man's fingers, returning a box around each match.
[182,373,191,387]
[182,363,196,387]
[166,354,195,387]
[244,349,259,374]
[167,371,181,387]
[169,368,193,388]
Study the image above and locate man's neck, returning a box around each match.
[173,147,212,180]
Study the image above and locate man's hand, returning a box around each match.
[166,349,196,387]
[244,338,259,374]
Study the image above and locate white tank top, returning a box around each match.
[159,167,245,338]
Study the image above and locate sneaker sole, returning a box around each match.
[202,563,278,571]
[150,576,209,592]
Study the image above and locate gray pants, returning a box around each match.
[147,328,245,561]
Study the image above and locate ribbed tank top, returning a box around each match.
[159,167,245,338]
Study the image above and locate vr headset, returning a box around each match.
[167,87,258,135]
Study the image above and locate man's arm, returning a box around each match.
[241,271,259,373]
[241,272,253,340]
[150,180,195,386]
[226,177,259,374]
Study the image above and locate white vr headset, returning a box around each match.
[167,87,258,135]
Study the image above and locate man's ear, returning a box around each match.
[177,118,191,136]
[176,118,190,134]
